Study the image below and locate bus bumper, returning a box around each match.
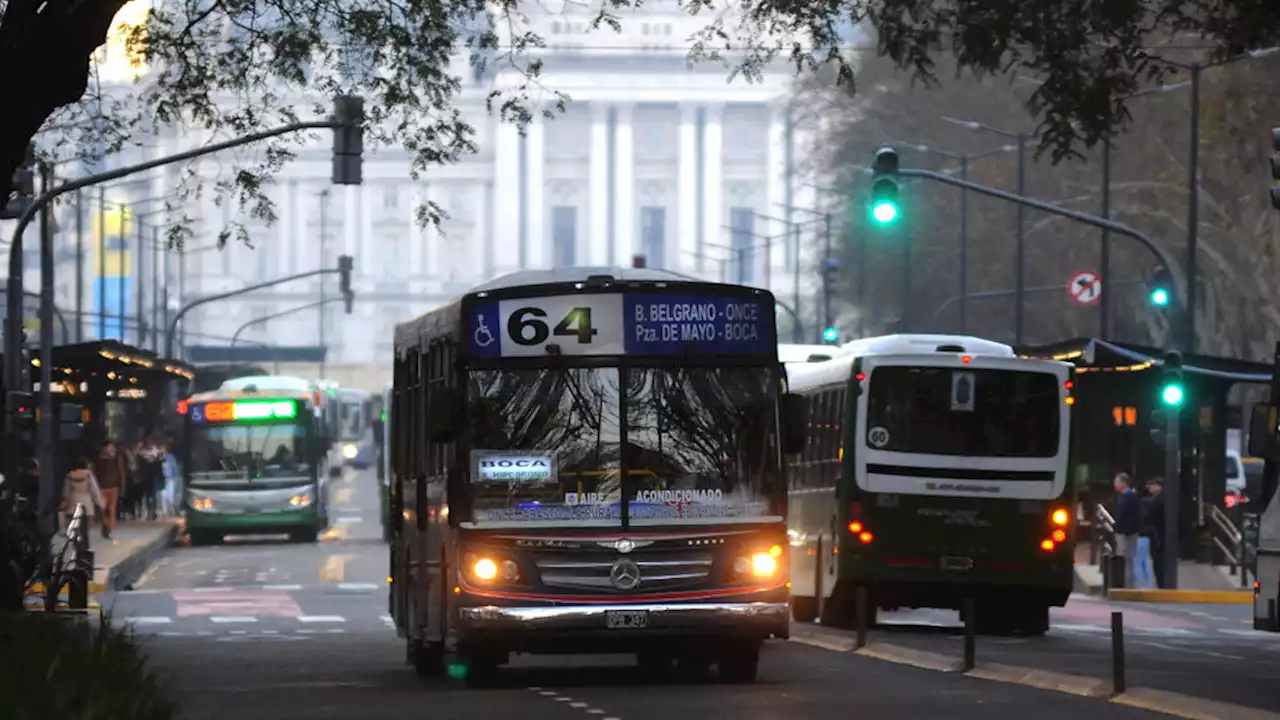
[456,601,789,652]
[186,506,318,533]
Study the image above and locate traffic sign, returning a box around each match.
[1068,271,1102,306]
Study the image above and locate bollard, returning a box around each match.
[962,597,975,671]
[1110,611,1126,694]
[1107,553,1127,590]
[815,535,825,622]
[855,585,868,649]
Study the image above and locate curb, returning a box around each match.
[98,524,181,592]
[1107,588,1254,604]
[788,631,1277,719]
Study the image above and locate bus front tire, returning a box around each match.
[792,596,818,623]
[291,528,319,543]
[408,638,444,678]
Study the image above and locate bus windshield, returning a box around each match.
[865,366,1060,458]
[188,423,312,482]
[339,399,365,441]
[466,366,781,526]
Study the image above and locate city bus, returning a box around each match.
[1245,350,1280,632]
[378,384,392,542]
[785,334,1075,635]
[180,381,333,545]
[389,267,807,684]
[336,387,376,469]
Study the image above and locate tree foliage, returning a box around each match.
[807,49,1280,362]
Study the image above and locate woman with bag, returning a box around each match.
[60,459,102,533]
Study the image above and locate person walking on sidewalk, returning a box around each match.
[1144,478,1168,588]
[92,441,125,539]
[1112,472,1143,588]
[60,460,102,533]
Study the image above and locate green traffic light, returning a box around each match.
[823,327,838,343]
[871,201,899,224]
[1150,288,1169,306]
[1161,383,1184,406]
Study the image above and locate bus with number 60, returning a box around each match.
[388,267,808,685]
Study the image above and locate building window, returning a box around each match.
[639,206,666,267]
[551,205,577,266]
[729,207,755,284]
[381,232,405,279]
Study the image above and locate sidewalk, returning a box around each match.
[27,518,180,601]
[1074,540,1255,604]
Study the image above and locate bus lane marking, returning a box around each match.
[528,687,617,719]
[319,554,353,583]
[334,488,353,507]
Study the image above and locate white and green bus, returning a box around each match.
[181,380,333,545]
[785,334,1076,635]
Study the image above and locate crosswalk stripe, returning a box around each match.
[128,617,173,625]
[210,616,259,623]
[262,585,304,591]
[336,583,379,591]
[297,615,346,623]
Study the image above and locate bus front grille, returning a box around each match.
[534,552,715,592]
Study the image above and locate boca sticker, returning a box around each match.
[472,451,556,483]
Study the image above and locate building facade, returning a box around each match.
[29,2,831,389]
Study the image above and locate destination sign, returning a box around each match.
[467,292,775,357]
[623,295,774,356]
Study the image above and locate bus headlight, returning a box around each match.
[472,557,498,581]
[189,496,213,511]
[342,444,358,459]
[464,553,520,584]
[289,493,312,507]
[734,545,783,578]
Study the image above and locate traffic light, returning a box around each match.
[1271,126,1280,211]
[2,143,36,220]
[1160,351,1185,408]
[823,327,839,344]
[331,95,364,186]
[870,147,900,225]
[1147,266,1172,308]
[1149,408,1167,445]
[7,390,35,441]
[338,254,354,314]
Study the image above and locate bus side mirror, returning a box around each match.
[781,393,809,455]
[1248,403,1276,458]
[427,388,456,443]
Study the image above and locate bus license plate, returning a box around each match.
[605,610,649,629]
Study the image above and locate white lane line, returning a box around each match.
[210,616,259,623]
[538,691,557,697]
[336,583,379,591]
[570,702,588,708]
[193,587,234,593]
[262,585,304,591]
[587,711,605,715]
[337,517,363,524]
[554,697,573,702]
[296,628,345,635]
[297,615,346,623]
[128,617,173,625]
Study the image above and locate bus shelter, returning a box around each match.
[1018,337,1271,566]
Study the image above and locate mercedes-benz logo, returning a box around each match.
[614,538,635,554]
[609,559,641,591]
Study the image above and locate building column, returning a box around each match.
[613,102,635,266]
[410,185,425,280]
[701,104,724,274]
[588,102,610,265]
[527,117,547,268]
[492,121,521,273]
[677,103,698,274]
[765,104,787,284]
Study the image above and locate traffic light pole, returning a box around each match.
[896,168,1186,346]
[232,297,344,347]
[165,263,354,360]
[3,99,364,493]
[1165,405,1182,589]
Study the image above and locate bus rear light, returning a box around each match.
[1052,529,1067,543]
[858,531,873,544]
[961,355,972,364]
[1064,396,1075,406]
[848,521,864,533]
[855,372,866,382]
[1039,539,1055,552]
[1050,508,1069,527]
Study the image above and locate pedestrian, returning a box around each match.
[139,437,166,520]
[1133,482,1158,589]
[60,459,102,533]
[1112,472,1143,588]
[92,440,125,539]
[162,441,180,516]
[1144,478,1168,588]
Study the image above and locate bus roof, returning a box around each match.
[187,386,317,405]
[220,375,316,392]
[785,334,1026,390]
[778,344,839,363]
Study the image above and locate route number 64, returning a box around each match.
[508,306,598,345]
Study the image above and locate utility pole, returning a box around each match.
[1014,133,1027,343]
[318,189,329,379]
[1100,141,1112,340]
[75,190,84,341]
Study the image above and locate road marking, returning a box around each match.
[1137,641,1245,661]
[192,587,233,593]
[570,703,588,708]
[336,582,379,591]
[132,558,169,589]
[210,616,259,623]
[321,522,351,542]
[297,615,346,623]
[334,488,352,507]
[319,554,353,583]
[296,628,345,634]
[127,616,173,625]
[262,584,303,591]
[337,516,363,525]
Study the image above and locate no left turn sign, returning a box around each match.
[1068,271,1102,306]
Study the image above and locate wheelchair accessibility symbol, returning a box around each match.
[473,313,496,348]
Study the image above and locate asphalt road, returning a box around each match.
[832,596,1280,713]
[102,469,1173,719]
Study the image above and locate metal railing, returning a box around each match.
[1208,505,1251,588]
[1091,505,1116,565]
